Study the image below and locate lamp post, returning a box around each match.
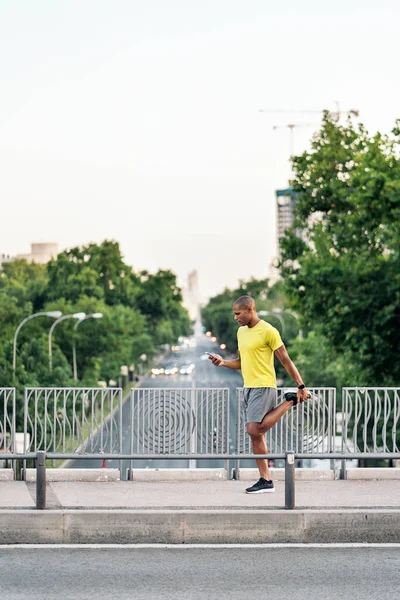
[272,308,303,339]
[48,313,86,372]
[72,313,103,381]
[13,311,62,374]
[258,310,285,334]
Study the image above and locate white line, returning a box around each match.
[1,543,400,549]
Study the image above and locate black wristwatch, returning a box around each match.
[298,384,305,390]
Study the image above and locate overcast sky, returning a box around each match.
[1,0,399,298]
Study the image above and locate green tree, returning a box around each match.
[0,241,191,399]
[279,114,400,385]
[135,270,192,345]
[46,240,140,306]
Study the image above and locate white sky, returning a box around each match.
[1,0,399,298]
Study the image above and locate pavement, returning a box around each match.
[1,479,400,510]
[0,479,399,544]
[3,546,400,600]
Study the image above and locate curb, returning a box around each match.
[237,468,335,481]
[0,509,399,544]
[23,468,120,482]
[130,469,228,481]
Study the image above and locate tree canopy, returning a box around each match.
[0,241,192,408]
[279,114,400,385]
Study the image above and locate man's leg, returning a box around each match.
[247,424,271,480]
[258,398,294,434]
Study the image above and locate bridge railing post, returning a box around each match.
[285,451,295,509]
[36,451,47,510]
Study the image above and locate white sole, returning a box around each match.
[245,488,275,494]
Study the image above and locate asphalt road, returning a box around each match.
[1,546,399,600]
[70,333,243,472]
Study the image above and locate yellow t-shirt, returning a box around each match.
[237,320,283,388]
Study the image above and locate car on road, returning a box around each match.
[180,363,195,375]
[164,364,179,375]
[151,367,165,376]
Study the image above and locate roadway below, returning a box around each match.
[1,546,399,599]
[70,332,243,473]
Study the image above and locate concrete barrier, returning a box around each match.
[0,469,14,481]
[347,468,400,480]
[0,509,399,544]
[237,468,335,481]
[129,468,228,482]
[23,468,120,482]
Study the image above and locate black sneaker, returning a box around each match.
[245,478,275,494]
[284,391,299,405]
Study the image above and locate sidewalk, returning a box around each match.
[1,480,399,544]
[1,479,400,510]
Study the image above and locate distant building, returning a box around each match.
[182,269,201,321]
[275,188,300,260]
[268,187,305,281]
[0,253,15,268]
[18,243,59,264]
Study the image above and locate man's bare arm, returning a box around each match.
[209,353,241,370]
[274,344,309,401]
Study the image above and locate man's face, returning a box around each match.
[233,304,251,326]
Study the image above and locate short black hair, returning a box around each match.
[233,295,255,310]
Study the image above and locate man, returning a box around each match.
[209,295,309,494]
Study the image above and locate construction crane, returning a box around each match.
[272,122,319,156]
[260,104,360,158]
[259,103,360,122]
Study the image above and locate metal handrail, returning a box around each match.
[3,451,399,461]
[5,450,400,511]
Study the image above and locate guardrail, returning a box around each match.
[2,450,399,511]
[1,386,399,482]
[23,387,122,455]
[130,387,229,470]
[342,387,400,453]
[236,388,336,473]
[0,388,16,454]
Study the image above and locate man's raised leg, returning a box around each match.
[259,398,294,434]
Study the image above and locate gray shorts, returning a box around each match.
[241,388,277,424]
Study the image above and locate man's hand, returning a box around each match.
[296,387,309,404]
[209,353,224,367]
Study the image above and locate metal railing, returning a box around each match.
[342,388,400,454]
[0,388,16,454]
[2,449,399,510]
[23,387,123,455]
[0,385,398,485]
[236,388,336,472]
[2,385,397,461]
[130,387,229,469]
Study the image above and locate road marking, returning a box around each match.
[1,543,400,549]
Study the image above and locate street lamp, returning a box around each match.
[48,313,86,371]
[72,313,103,381]
[258,310,285,334]
[13,311,62,374]
[273,308,302,339]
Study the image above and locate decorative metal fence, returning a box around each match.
[342,388,400,454]
[130,388,230,456]
[0,385,397,469]
[236,387,337,455]
[23,387,123,454]
[0,388,16,453]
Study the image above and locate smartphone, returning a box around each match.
[205,352,214,357]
